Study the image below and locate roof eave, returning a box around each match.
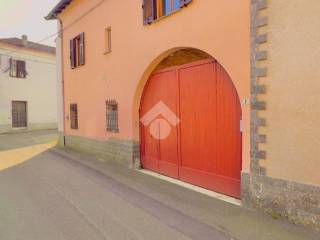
[45,0,73,20]
[45,14,57,20]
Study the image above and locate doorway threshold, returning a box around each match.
[138,169,241,206]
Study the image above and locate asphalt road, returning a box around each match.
[0,130,318,240]
[0,149,230,240]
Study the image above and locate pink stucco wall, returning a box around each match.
[59,0,251,171]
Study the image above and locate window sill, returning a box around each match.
[107,129,119,133]
[71,65,85,70]
[12,127,27,130]
[103,50,112,55]
[10,76,27,79]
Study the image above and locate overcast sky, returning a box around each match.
[0,0,60,46]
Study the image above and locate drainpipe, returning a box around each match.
[56,19,66,146]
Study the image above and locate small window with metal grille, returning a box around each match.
[106,100,119,132]
[70,104,78,129]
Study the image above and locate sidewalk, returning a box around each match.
[50,147,319,240]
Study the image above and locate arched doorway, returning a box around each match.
[139,49,242,198]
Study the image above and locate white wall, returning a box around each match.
[0,46,57,132]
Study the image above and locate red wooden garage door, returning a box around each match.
[140,59,242,198]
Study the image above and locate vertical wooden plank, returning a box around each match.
[140,69,179,178]
[216,64,242,180]
[140,75,161,172]
[157,70,179,178]
[179,61,217,173]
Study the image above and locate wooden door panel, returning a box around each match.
[179,166,241,198]
[157,71,179,178]
[178,60,241,198]
[140,70,179,178]
[140,74,162,172]
[140,59,242,198]
[12,101,27,128]
[216,65,242,180]
[179,62,218,173]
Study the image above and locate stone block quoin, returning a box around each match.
[250,0,268,175]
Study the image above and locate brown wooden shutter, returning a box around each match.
[70,39,75,69]
[179,0,192,8]
[80,32,85,65]
[9,58,15,77]
[16,60,21,77]
[16,60,26,78]
[21,61,27,77]
[143,0,155,25]
[9,58,13,76]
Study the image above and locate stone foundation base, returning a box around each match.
[241,172,320,230]
[64,135,139,168]
[0,124,11,133]
[0,123,57,134]
[57,132,65,147]
[28,123,58,131]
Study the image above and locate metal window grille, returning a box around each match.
[106,100,119,132]
[70,104,78,129]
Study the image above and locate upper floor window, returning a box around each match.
[143,0,192,24]
[104,27,112,54]
[10,59,27,78]
[70,32,85,69]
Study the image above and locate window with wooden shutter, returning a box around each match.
[17,60,26,78]
[143,0,192,24]
[106,100,119,132]
[70,104,78,129]
[70,32,85,69]
[143,0,155,25]
[9,59,26,78]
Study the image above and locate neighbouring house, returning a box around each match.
[0,35,58,133]
[46,0,320,229]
